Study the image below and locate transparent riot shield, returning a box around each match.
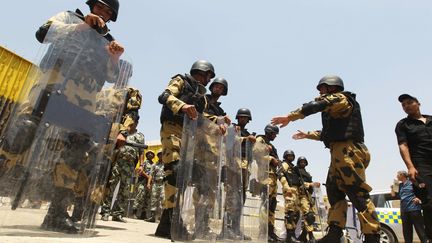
[171,114,224,242]
[313,186,328,237]
[243,141,269,242]
[0,11,131,236]
[217,125,245,241]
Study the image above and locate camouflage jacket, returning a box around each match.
[151,162,165,182]
[117,131,145,163]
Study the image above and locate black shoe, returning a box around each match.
[41,214,78,234]
[363,233,380,243]
[286,230,301,243]
[217,227,243,241]
[316,225,343,243]
[268,232,283,242]
[101,214,109,221]
[307,232,316,243]
[112,215,127,223]
[155,209,171,239]
[144,211,156,222]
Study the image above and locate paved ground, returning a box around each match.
[0,208,171,243]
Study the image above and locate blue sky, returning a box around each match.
[2,0,432,191]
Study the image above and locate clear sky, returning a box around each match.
[2,0,432,192]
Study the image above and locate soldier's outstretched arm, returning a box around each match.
[292,130,321,141]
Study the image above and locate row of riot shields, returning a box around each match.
[0,12,133,236]
[171,115,269,242]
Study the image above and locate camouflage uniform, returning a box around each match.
[120,88,141,133]
[255,135,280,239]
[133,158,153,218]
[279,161,301,232]
[237,124,254,203]
[101,131,145,218]
[0,10,121,233]
[287,91,380,235]
[155,73,209,237]
[150,161,164,220]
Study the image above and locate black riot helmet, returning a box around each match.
[209,78,228,96]
[264,124,279,135]
[236,108,252,121]
[190,60,215,79]
[316,75,344,91]
[283,150,295,161]
[86,0,119,22]
[297,156,308,166]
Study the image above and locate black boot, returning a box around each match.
[268,224,283,242]
[308,231,316,243]
[41,188,78,234]
[70,197,83,223]
[194,206,216,240]
[112,215,127,223]
[363,233,380,243]
[155,208,172,239]
[145,211,156,222]
[298,230,307,242]
[316,225,343,243]
[286,230,301,243]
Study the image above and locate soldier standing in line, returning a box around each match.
[120,88,142,133]
[234,108,256,203]
[146,149,165,223]
[295,156,320,243]
[154,60,216,239]
[100,119,145,222]
[279,150,301,243]
[133,150,154,220]
[0,0,124,233]
[271,75,381,243]
[256,124,284,242]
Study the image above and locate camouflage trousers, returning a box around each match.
[280,176,300,230]
[160,121,182,209]
[150,180,164,214]
[268,172,278,228]
[101,158,134,217]
[298,190,315,232]
[133,180,152,217]
[326,140,380,234]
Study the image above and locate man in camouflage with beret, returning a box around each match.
[271,75,380,243]
[100,119,145,222]
[146,149,165,222]
[155,60,216,239]
[133,150,154,220]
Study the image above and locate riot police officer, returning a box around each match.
[279,150,301,243]
[155,60,215,239]
[271,75,381,243]
[295,156,319,243]
[256,124,283,242]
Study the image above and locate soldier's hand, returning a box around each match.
[218,124,227,135]
[223,115,231,125]
[135,167,144,175]
[408,166,419,181]
[270,157,279,167]
[107,41,124,61]
[292,130,308,140]
[313,182,321,188]
[271,115,291,128]
[181,104,198,120]
[84,13,106,29]
[247,135,256,143]
[116,133,126,148]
